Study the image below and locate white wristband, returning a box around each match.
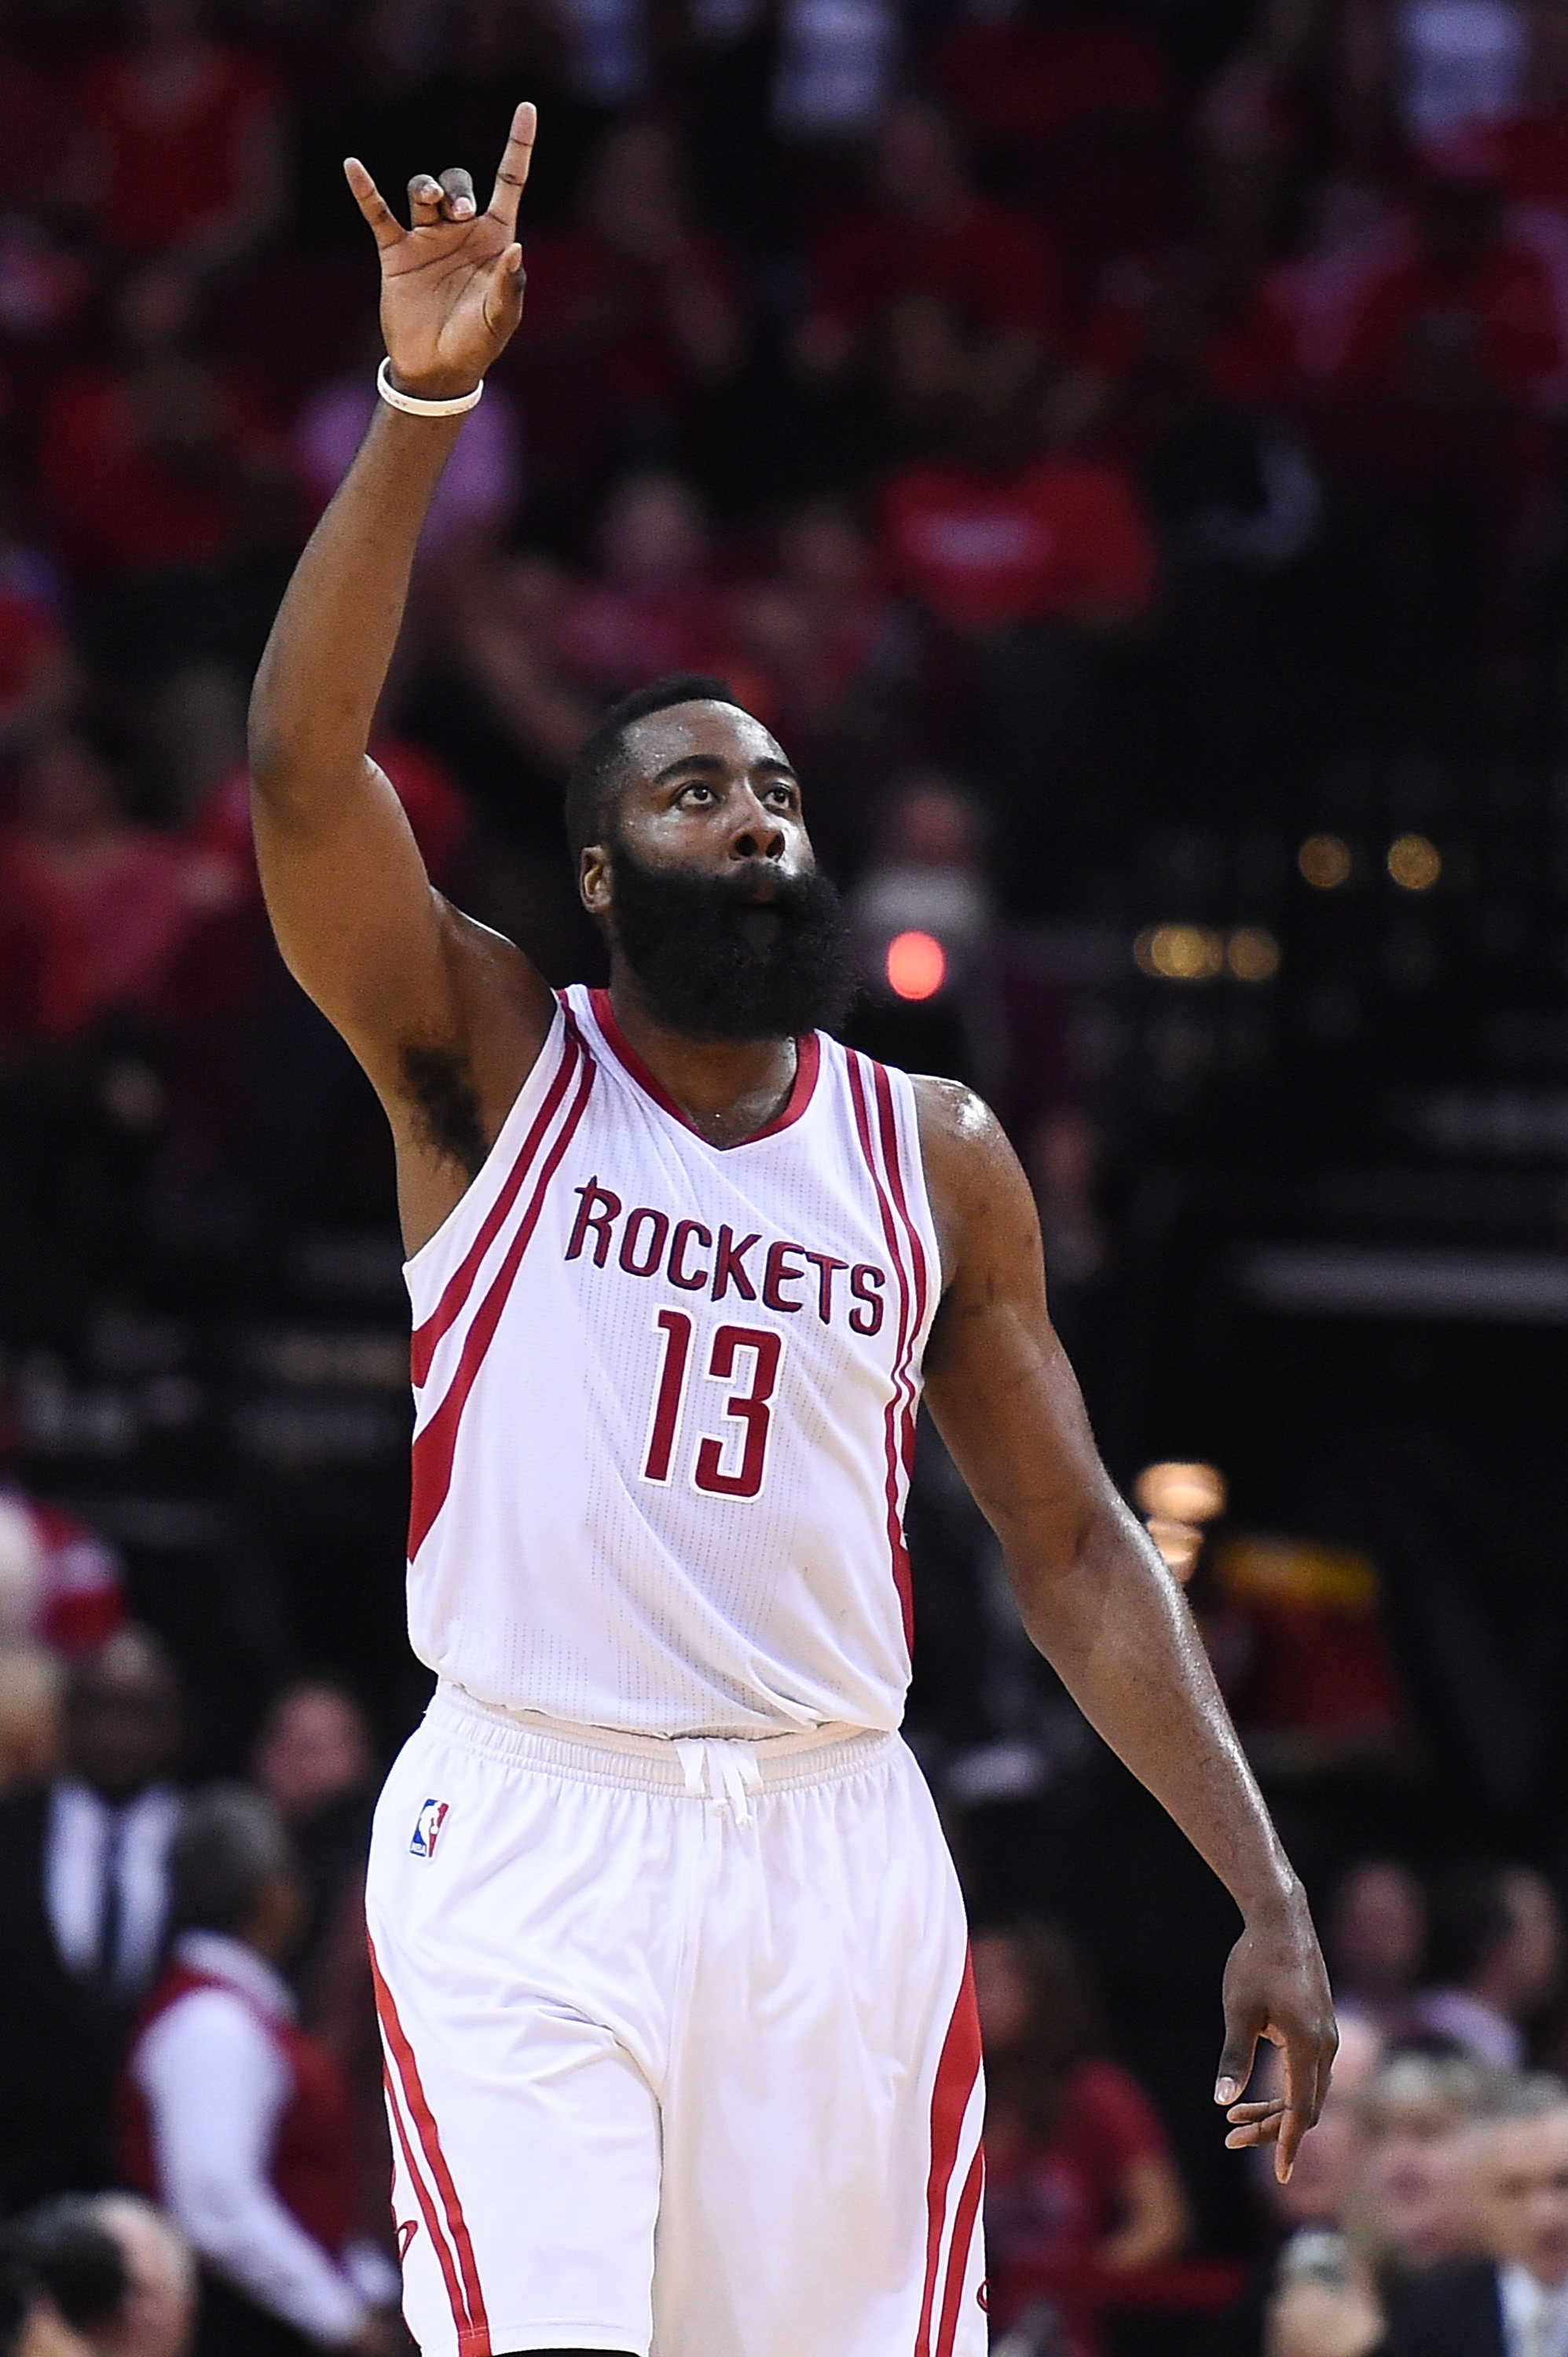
[376,357,484,417]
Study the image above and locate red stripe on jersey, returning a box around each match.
[871,1058,931,1488]
[410,1027,582,1387]
[916,1955,983,2357]
[370,1942,491,2354]
[408,1053,595,1560]
[845,1053,916,1654]
[935,2143,985,2357]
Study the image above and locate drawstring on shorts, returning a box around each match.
[675,1739,765,1826]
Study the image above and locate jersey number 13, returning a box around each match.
[641,1310,782,1501]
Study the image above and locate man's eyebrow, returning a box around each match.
[651,753,799,783]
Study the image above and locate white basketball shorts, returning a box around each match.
[364,1682,986,2357]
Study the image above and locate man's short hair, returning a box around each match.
[564,673,745,860]
[170,1783,293,1937]
[16,2197,126,2333]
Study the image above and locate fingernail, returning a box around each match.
[1215,2079,1239,2104]
[453,197,474,217]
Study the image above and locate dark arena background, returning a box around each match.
[2,2,1568,2352]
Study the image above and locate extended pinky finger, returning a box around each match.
[344,158,401,247]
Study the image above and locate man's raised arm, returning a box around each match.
[247,105,553,1248]
[916,1079,1337,2181]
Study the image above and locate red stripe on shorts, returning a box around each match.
[935,2141,985,2357]
[407,1049,595,1559]
[369,1941,492,2355]
[380,2045,469,2346]
[915,1954,983,2357]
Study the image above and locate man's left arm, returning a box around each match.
[915,1078,1337,2178]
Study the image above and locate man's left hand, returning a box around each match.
[1214,1893,1338,2181]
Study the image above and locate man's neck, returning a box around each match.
[606,973,798,1148]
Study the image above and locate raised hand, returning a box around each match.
[344,101,536,403]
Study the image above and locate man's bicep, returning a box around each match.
[251,756,460,1067]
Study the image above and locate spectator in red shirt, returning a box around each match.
[453,471,748,783]
[1338,170,1565,407]
[0,730,221,1050]
[0,1486,127,1658]
[878,340,1156,885]
[504,118,742,518]
[74,0,283,275]
[925,0,1180,295]
[34,265,295,592]
[799,97,1062,383]
[975,1924,1190,2356]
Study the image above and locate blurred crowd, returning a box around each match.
[0,1628,1567,2355]
[5,0,1568,2350]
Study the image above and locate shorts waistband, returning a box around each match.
[425,1680,896,1807]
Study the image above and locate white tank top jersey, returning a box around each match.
[403,984,943,1739]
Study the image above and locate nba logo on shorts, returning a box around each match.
[409,1798,449,1859]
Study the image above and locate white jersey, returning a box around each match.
[403,984,943,1739]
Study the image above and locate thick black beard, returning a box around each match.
[607,839,855,1041]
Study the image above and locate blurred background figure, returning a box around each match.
[0,1631,185,2213]
[250,1683,374,2014]
[1208,2012,1383,2354]
[1350,2050,1497,2278]
[1416,1868,1565,2069]
[18,2193,193,2357]
[1326,1863,1428,2042]
[121,1786,394,2356]
[1380,2074,1568,2355]
[974,1922,1190,2354]
[89,2199,195,2357]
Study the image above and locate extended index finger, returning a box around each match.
[344,157,402,251]
[487,101,537,230]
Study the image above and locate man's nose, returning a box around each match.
[727,790,786,861]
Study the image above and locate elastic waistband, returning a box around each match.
[424,1680,896,1803]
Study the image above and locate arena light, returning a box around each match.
[1134,925,1225,981]
[1227,927,1280,982]
[1299,834,1352,889]
[1388,834,1441,891]
[1134,1461,1228,1523]
[1146,1518,1204,1581]
[1136,1461,1227,1585]
[885,929,947,1001]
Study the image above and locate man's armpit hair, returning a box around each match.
[401,1041,489,1177]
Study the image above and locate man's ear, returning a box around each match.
[580,842,612,918]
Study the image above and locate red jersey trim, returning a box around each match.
[408,1049,595,1560]
[846,1052,918,1656]
[588,988,821,1146]
[410,1025,583,1387]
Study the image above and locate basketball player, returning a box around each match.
[247,104,1336,2357]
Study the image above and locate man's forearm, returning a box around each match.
[1011,1497,1299,1923]
[248,404,460,808]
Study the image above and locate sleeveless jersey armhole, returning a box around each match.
[404,1000,575,1297]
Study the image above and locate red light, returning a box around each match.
[886,930,946,1001]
